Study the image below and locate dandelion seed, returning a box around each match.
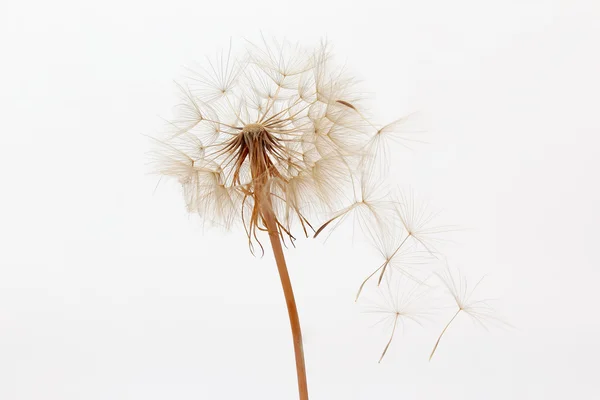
[362,275,433,363]
[361,112,427,175]
[395,189,456,256]
[185,39,244,103]
[355,229,433,302]
[313,169,396,241]
[429,263,509,360]
[353,190,444,301]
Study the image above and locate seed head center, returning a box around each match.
[242,123,267,140]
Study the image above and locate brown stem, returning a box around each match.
[261,199,309,400]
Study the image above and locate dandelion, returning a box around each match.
[149,37,492,399]
[429,263,508,360]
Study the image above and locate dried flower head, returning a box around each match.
[149,38,415,253]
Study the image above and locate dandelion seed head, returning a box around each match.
[150,38,418,250]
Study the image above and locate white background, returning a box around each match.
[1,0,599,399]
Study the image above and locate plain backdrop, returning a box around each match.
[1,0,599,399]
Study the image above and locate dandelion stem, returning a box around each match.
[378,313,400,363]
[261,198,309,400]
[429,308,461,361]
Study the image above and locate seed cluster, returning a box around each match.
[150,40,402,252]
